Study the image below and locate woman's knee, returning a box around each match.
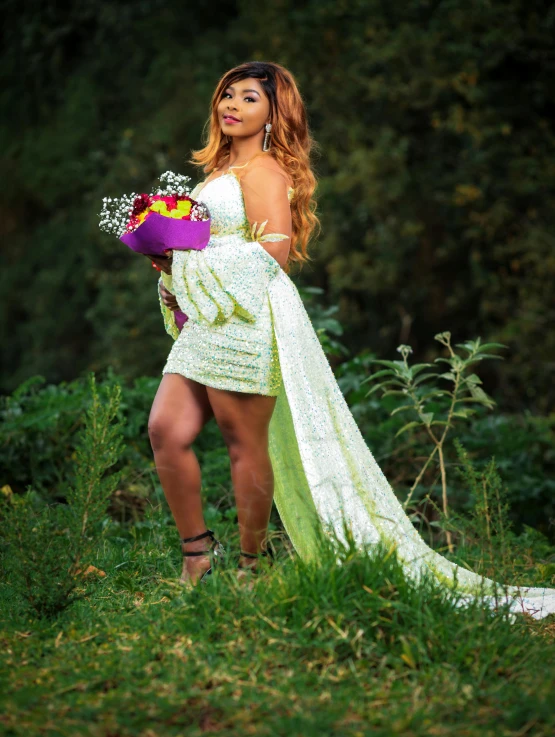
[148,412,202,453]
[220,424,269,465]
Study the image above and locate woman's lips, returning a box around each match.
[223,115,241,124]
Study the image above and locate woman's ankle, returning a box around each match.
[181,536,214,582]
[238,552,259,569]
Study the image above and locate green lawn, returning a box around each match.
[1,519,554,737]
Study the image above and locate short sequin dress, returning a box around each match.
[160,168,292,395]
[156,164,555,620]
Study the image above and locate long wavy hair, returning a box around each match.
[190,61,321,273]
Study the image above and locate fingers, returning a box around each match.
[162,295,179,310]
[150,252,173,274]
[165,296,179,309]
[150,250,173,263]
[159,282,179,310]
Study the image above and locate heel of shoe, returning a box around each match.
[181,529,225,583]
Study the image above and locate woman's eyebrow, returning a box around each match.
[226,85,260,96]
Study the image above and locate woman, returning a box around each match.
[148,60,315,586]
[148,61,555,619]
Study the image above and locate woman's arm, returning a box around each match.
[239,164,292,270]
[156,163,292,332]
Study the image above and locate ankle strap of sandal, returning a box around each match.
[181,529,214,544]
[240,547,273,559]
[182,529,219,557]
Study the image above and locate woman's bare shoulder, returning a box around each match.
[246,154,293,188]
[243,154,293,193]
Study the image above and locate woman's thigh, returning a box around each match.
[205,387,277,457]
[148,374,214,451]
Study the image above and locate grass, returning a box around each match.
[1,510,554,737]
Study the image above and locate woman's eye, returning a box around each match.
[222,93,256,102]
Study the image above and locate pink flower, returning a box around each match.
[162,196,178,211]
[151,195,178,211]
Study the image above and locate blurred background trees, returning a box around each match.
[2,0,554,414]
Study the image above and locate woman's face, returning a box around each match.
[217,77,271,141]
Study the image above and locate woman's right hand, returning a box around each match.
[159,281,180,311]
[148,251,173,275]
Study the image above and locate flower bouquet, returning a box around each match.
[98,171,211,331]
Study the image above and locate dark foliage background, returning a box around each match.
[1,8,555,730]
[2,0,554,413]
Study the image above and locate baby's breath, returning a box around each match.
[98,171,194,236]
[155,171,192,196]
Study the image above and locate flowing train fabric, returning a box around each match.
[159,171,555,621]
[265,269,555,621]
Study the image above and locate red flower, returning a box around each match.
[126,214,141,231]
[150,195,179,211]
[132,193,152,216]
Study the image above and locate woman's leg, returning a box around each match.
[205,386,277,570]
[148,374,215,583]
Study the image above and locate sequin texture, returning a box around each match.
[161,172,291,395]
[157,169,555,620]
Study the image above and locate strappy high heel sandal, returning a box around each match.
[181,529,225,584]
[237,543,275,575]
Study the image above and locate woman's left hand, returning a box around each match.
[159,281,180,311]
[148,250,173,275]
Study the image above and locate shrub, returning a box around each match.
[0,373,125,619]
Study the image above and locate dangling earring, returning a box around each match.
[226,135,232,144]
[262,123,272,151]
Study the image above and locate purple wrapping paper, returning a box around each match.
[119,213,211,255]
[174,310,188,331]
[120,213,211,333]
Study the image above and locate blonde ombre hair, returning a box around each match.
[190,61,321,273]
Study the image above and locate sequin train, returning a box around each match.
[158,170,555,621]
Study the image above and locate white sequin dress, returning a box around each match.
[157,167,555,621]
[161,170,286,395]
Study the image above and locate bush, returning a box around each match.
[0,374,125,619]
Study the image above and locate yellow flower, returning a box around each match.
[150,200,168,214]
[175,200,192,215]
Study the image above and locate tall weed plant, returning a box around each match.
[0,373,125,619]
[362,332,506,551]
[450,438,555,588]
